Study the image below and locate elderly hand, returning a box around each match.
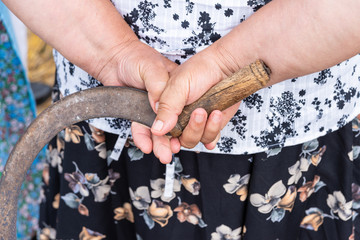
[132,44,241,164]
[97,39,177,111]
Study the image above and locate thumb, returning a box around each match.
[142,59,178,111]
[151,75,190,136]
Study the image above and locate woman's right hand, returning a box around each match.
[2,0,177,109]
[96,39,177,112]
[96,39,181,157]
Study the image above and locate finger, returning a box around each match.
[151,74,190,136]
[178,108,207,149]
[151,55,225,136]
[204,132,221,150]
[143,58,178,112]
[131,122,152,154]
[202,103,240,149]
[170,137,181,154]
[200,110,223,145]
[152,134,173,164]
[220,102,241,129]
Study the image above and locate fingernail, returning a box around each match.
[194,113,204,123]
[152,119,164,132]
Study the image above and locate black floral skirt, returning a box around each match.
[39,117,360,240]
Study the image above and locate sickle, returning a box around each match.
[0,60,270,239]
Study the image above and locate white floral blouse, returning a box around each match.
[53,0,360,157]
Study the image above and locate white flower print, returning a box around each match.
[150,178,181,202]
[129,186,151,210]
[47,146,63,173]
[287,157,310,185]
[88,176,111,202]
[94,142,107,159]
[348,149,354,161]
[223,174,250,201]
[128,145,144,161]
[250,180,287,214]
[326,191,353,221]
[39,226,57,240]
[300,139,319,157]
[64,163,89,197]
[348,146,360,161]
[223,174,250,194]
[211,224,242,240]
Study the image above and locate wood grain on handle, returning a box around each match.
[169,59,271,137]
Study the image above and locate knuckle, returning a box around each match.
[180,138,198,149]
[181,143,197,149]
[201,130,221,145]
[146,81,166,96]
[157,102,177,114]
[201,136,216,145]
[201,130,218,143]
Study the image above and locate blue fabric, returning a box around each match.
[0,0,37,114]
[0,2,45,239]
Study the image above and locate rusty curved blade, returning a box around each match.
[0,86,155,239]
[0,60,271,239]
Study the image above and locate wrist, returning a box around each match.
[210,30,261,78]
[92,36,139,85]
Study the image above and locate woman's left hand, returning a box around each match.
[132,45,241,164]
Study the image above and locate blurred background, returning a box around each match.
[0,2,55,239]
[27,30,55,112]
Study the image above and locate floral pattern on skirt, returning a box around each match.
[39,117,360,240]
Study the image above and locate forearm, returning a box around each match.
[211,0,360,85]
[2,0,138,80]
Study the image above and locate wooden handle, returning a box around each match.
[169,59,271,137]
